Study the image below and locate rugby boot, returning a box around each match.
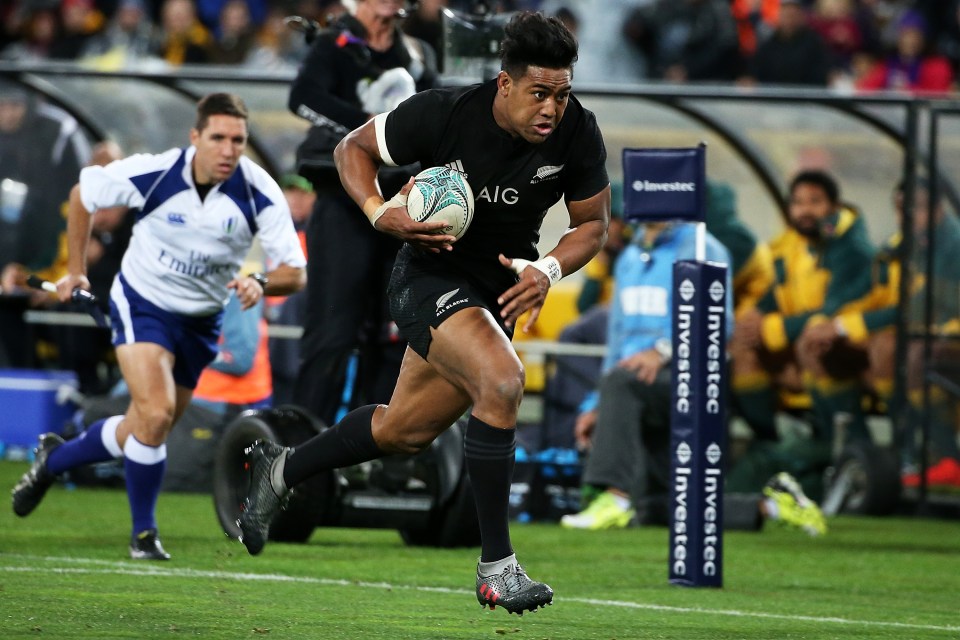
[130,528,171,560]
[12,433,64,517]
[763,472,827,536]
[560,491,635,530]
[476,555,554,615]
[236,440,290,555]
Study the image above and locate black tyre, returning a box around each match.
[828,443,901,516]
[213,406,334,543]
[400,471,481,548]
[398,419,480,548]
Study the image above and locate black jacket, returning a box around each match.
[288,14,438,182]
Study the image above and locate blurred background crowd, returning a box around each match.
[2,0,960,94]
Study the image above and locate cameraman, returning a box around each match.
[289,0,439,426]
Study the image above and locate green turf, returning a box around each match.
[1,460,958,640]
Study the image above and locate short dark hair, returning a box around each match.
[195,93,248,131]
[500,11,578,79]
[789,169,839,204]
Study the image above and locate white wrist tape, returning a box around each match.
[369,192,407,228]
[509,256,562,286]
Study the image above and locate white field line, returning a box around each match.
[1,554,958,634]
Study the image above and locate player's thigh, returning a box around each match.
[426,307,525,416]
[375,346,471,451]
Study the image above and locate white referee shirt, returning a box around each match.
[79,146,306,316]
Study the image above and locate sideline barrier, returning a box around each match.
[623,145,728,588]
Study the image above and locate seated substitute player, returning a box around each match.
[798,178,960,483]
[11,93,307,560]
[237,12,610,615]
[729,170,875,446]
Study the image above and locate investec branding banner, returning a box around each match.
[622,147,705,223]
[669,260,727,588]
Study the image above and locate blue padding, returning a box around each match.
[622,145,706,222]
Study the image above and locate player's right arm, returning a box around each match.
[333,118,455,251]
[56,183,94,302]
[57,153,155,301]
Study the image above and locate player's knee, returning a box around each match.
[132,405,175,443]
[476,366,525,414]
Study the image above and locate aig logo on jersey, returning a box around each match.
[476,185,519,205]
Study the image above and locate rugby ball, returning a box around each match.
[406,166,474,240]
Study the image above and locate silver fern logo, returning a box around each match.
[530,164,564,184]
[436,288,461,310]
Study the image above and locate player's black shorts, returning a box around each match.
[388,246,513,359]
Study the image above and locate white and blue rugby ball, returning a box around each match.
[406,166,474,240]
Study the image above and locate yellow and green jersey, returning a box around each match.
[756,206,875,351]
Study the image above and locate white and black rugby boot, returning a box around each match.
[476,554,554,615]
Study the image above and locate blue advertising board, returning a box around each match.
[622,145,706,223]
[668,261,727,588]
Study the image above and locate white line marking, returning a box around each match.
[2,554,958,633]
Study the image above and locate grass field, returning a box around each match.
[1,461,958,640]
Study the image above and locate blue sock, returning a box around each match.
[47,416,124,475]
[123,437,167,535]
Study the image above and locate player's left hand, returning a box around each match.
[497,254,551,332]
[375,178,457,252]
[228,275,264,310]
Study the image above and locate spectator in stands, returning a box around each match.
[244,5,309,72]
[745,0,831,86]
[808,0,866,82]
[729,170,875,449]
[195,0,267,33]
[209,0,256,64]
[857,9,955,94]
[0,5,61,62]
[81,0,159,70]
[287,0,438,427]
[50,0,106,60]
[151,0,212,65]
[933,0,960,76]
[559,221,733,529]
[731,0,779,65]
[538,0,648,84]
[622,0,741,82]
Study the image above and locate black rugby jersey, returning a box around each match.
[379,79,608,295]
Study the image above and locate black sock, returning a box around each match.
[464,414,516,563]
[283,405,383,488]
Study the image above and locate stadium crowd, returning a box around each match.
[1,0,960,94]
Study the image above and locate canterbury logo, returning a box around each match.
[436,288,461,309]
[444,159,467,177]
[530,164,564,183]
